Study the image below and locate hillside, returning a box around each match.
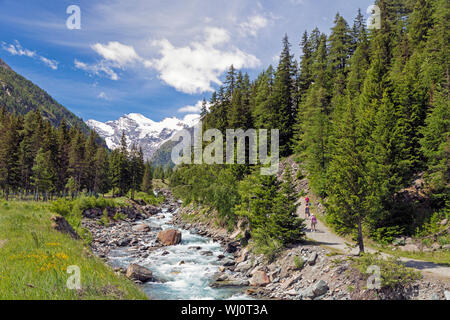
[0,57,91,133]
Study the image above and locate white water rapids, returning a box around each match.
[108,207,250,300]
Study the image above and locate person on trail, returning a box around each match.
[305,196,309,205]
[305,204,310,219]
[310,214,317,232]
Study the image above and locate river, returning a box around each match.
[107,206,249,300]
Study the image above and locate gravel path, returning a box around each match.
[296,197,450,280]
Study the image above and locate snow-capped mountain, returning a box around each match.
[86,113,199,160]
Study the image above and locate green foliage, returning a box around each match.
[370,226,405,245]
[171,164,239,222]
[294,256,305,270]
[235,167,306,256]
[351,253,422,289]
[415,209,449,238]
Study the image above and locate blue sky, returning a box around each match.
[0,0,374,122]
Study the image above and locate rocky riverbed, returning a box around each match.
[80,190,450,300]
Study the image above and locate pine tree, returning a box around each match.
[32,148,55,200]
[271,166,306,245]
[419,88,449,205]
[141,162,153,194]
[94,146,110,195]
[272,35,297,156]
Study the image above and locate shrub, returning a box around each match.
[351,253,421,289]
[294,256,305,269]
[370,226,405,245]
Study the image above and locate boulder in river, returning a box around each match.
[133,223,151,232]
[126,264,153,282]
[157,229,182,246]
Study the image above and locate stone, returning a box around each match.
[157,229,182,246]
[249,271,270,287]
[201,250,213,256]
[222,258,235,267]
[235,261,252,272]
[401,244,420,252]
[443,244,450,251]
[133,224,150,232]
[51,216,80,240]
[126,264,153,282]
[313,280,329,297]
[118,238,132,247]
[308,252,318,265]
[431,243,441,251]
[236,249,248,264]
[441,219,448,226]
[225,241,240,253]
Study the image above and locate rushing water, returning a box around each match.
[108,207,249,300]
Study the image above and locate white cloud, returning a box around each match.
[75,41,150,80]
[2,40,36,57]
[239,15,268,37]
[39,56,58,70]
[2,40,58,70]
[150,27,260,94]
[91,41,142,67]
[178,100,210,113]
[74,59,119,80]
[97,91,108,100]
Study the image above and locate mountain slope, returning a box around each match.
[0,57,91,133]
[86,113,199,161]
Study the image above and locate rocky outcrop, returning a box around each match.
[250,271,271,287]
[51,215,80,240]
[126,264,153,282]
[157,229,182,246]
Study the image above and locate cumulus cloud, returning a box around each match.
[178,100,211,113]
[239,15,268,37]
[74,29,260,93]
[75,41,151,80]
[150,27,260,94]
[2,40,58,70]
[91,41,142,67]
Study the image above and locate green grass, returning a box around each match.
[350,253,422,289]
[371,243,450,266]
[0,201,148,300]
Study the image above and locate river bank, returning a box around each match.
[82,190,250,299]
[80,189,449,300]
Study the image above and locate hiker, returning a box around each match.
[305,196,310,206]
[311,214,317,232]
[305,204,310,219]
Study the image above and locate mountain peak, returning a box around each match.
[86,113,199,160]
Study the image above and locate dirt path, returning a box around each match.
[295,197,450,280]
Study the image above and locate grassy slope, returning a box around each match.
[0,201,148,300]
